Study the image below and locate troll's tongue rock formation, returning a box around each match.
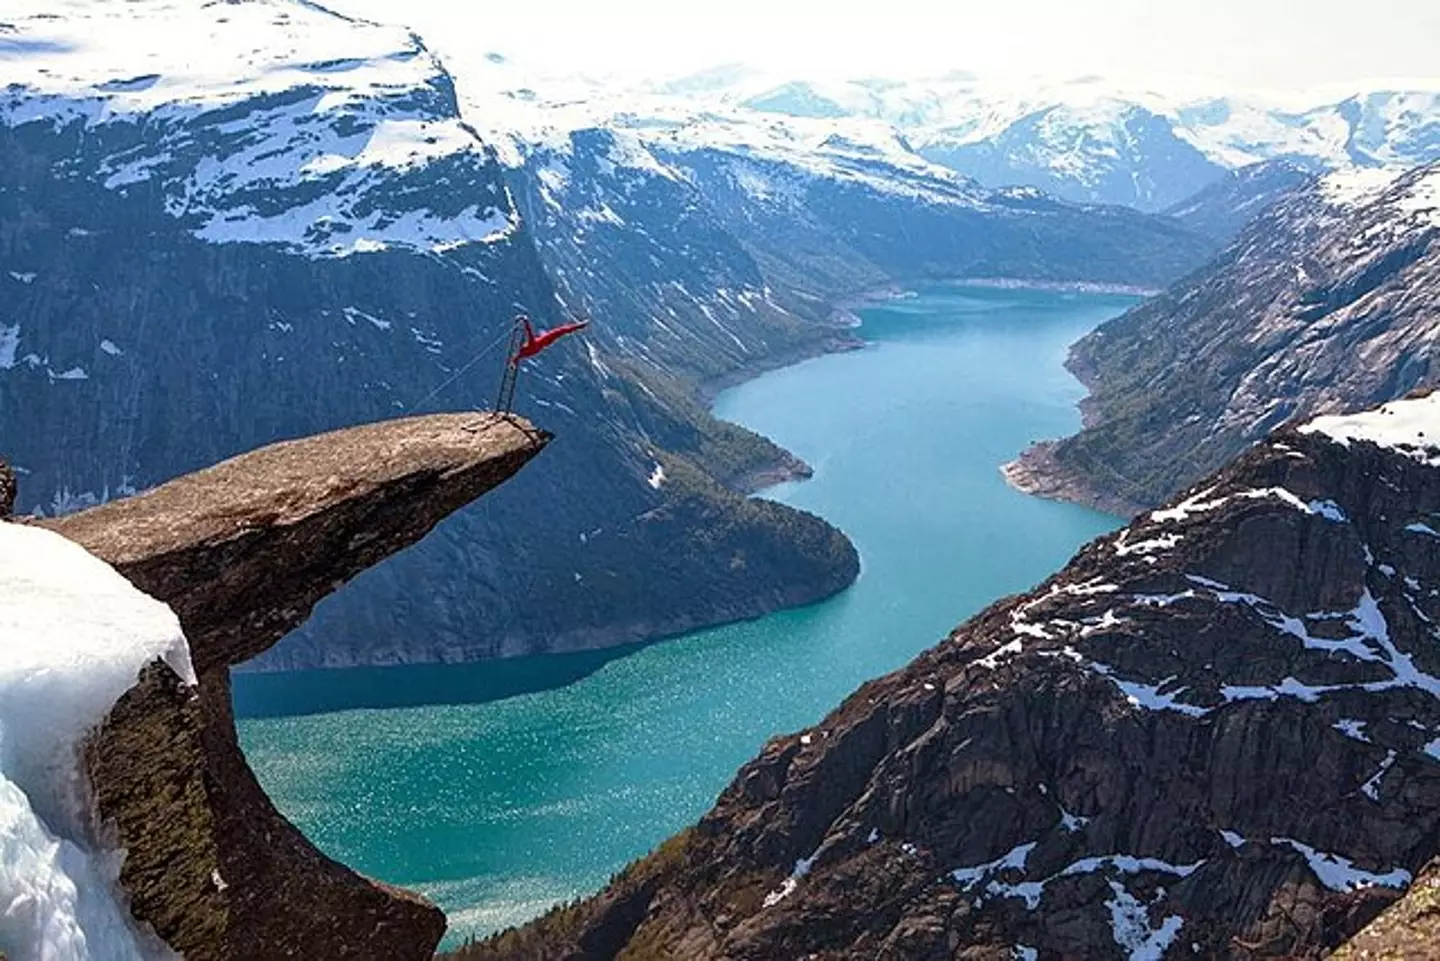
[22,413,548,960]
[468,394,1440,960]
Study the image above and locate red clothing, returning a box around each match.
[512,317,589,364]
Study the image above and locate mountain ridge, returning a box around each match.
[1009,160,1440,516]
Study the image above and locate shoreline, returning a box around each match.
[827,276,1155,329]
[940,276,1161,297]
[1000,441,1140,520]
[696,331,866,407]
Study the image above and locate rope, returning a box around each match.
[405,323,517,414]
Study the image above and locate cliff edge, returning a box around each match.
[12,412,547,960]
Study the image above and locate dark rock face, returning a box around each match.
[1010,161,1440,516]
[33,413,547,960]
[462,417,1440,960]
[0,457,13,517]
[1334,856,1440,960]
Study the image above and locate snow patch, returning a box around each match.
[1394,168,1440,226]
[1105,880,1184,961]
[343,307,391,331]
[975,638,1025,670]
[1271,837,1411,891]
[761,849,820,908]
[1149,486,1224,524]
[951,841,1037,889]
[1319,167,1404,207]
[1114,531,1182,558]
[1059,806,1090,832]
[1089,662,1209,717]
[1333,719,1371,743]
[0,325,19,370]
[0,523,194,960]
[1360,750,1397,801]
[1301,393,1440,467]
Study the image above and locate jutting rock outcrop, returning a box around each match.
[25,413,548,960]
[464,394,1440,960]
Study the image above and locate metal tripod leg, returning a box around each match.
[495,321,524,412]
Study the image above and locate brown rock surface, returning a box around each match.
[459,418,1440,960]
[1333,858,1440,960]
[30,412,547,960]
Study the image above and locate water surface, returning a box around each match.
[236,285,1129,944]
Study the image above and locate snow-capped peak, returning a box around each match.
[0,0,519,258]
[1319,167,1407,208]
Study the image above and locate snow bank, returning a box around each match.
[0,523,194,961]
[1300,392,1440,466]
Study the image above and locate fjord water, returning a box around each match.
[234,286,1128,945]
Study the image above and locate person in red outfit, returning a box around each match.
[511,315,590,365]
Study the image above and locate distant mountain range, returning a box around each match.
[445,54,1439,211]
[648,70,1440,210]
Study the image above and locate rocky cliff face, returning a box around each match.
[460,394,1440,960]
[20,413,546,959]
[1010,161,1440,516]
[1162,160,1314,243]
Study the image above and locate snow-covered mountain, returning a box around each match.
[0,0,518,257]
[0,0,1207,671]
[0,0,864,671]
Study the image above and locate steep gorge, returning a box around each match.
[463,394,1440,960]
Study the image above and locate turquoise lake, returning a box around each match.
[234,285,1130,946]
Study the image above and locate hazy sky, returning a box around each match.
[329,0,1440,90]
